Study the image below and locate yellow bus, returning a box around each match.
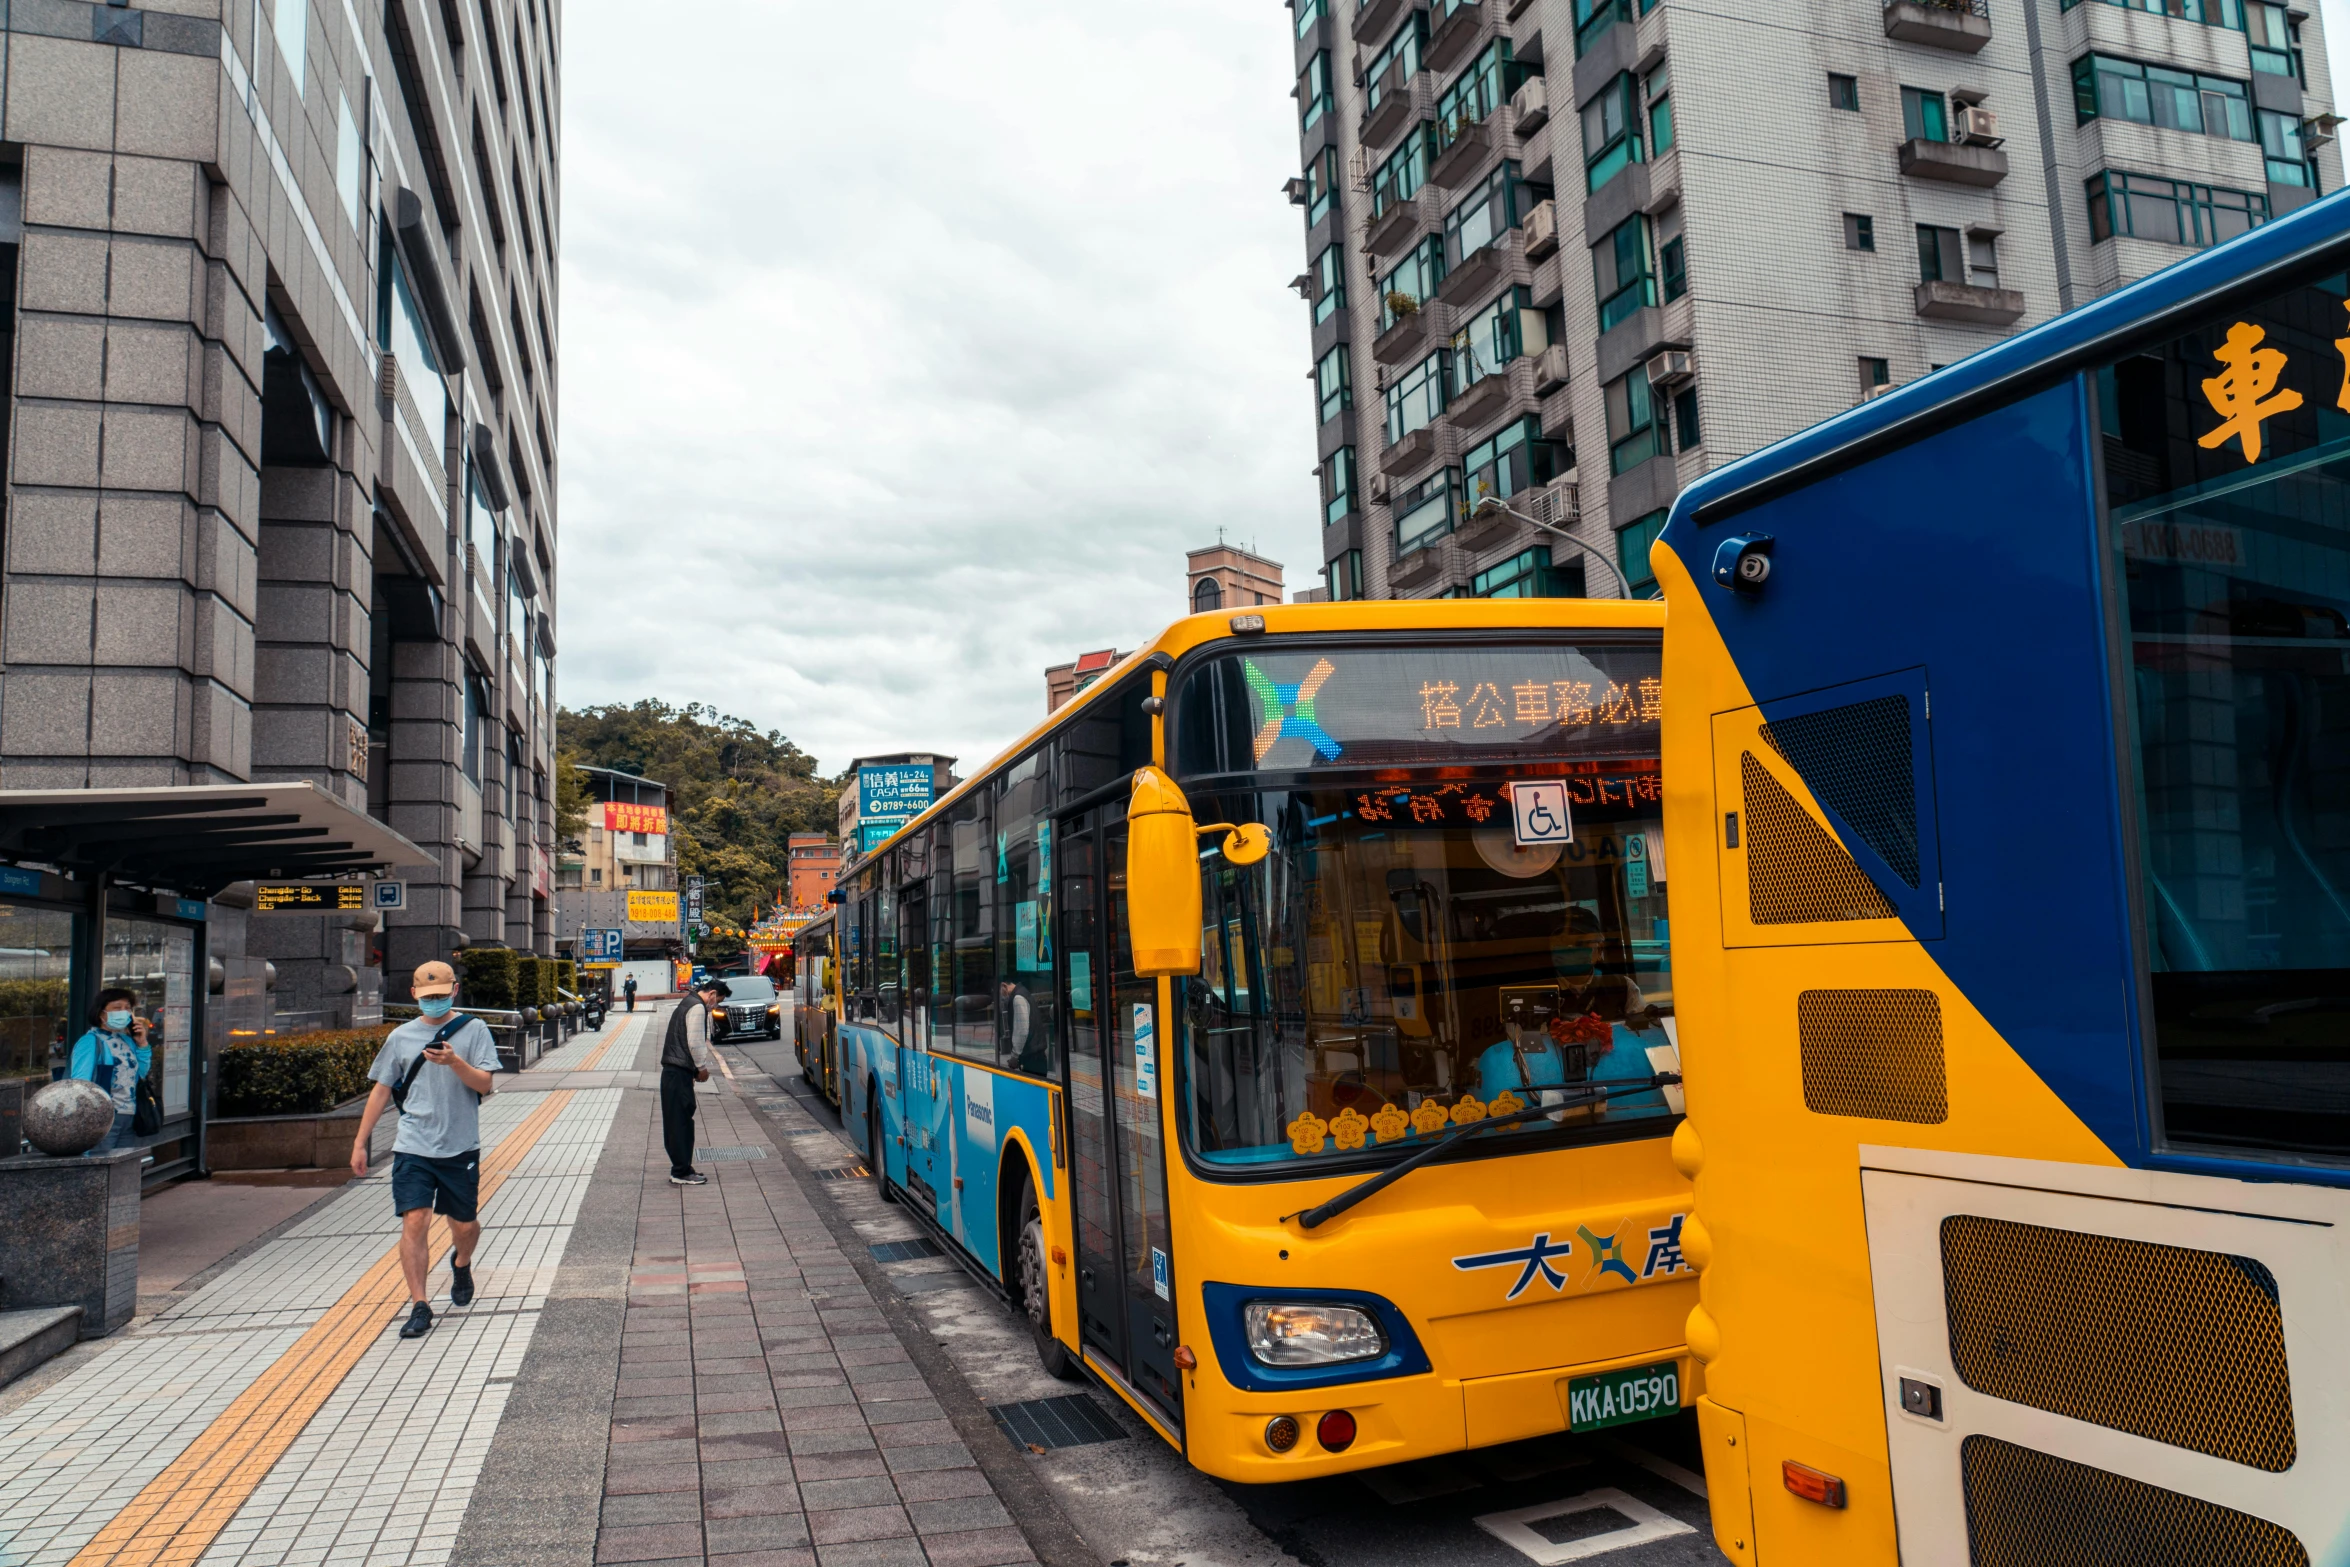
[809,598,1695,1480]
[790,910,840,1103]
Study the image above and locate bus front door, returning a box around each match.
[1060,807,1183,1428]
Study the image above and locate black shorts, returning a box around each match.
[391,1150,481,1222]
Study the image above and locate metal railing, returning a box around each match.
[1888,0,1990,17]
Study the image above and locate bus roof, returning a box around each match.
[848,595,1664,867]
[1673,189,2350,536]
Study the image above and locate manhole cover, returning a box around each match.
[990,1394,1127,1450]
[869,1238,944,1263]
[698,1146,768,1161]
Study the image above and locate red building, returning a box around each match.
[787,833,843,912]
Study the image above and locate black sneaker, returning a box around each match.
[669,1171,709,1186]
[449,1260,475,1307]
[399,1302,434,1339]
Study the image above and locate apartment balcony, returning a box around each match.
[1455,496,1523,554]
[1436,234,1509,307]
[1367,187,1429,258]
[1914,279,2026,325]
[1353,0,1416,44]
[1900,137,2008,186]
[1883,0,1991,52]
[1426,0,1491,74]
[1374,306,1432,364]
[1389,543,1450,592]
[1362,64,1426,152]
[1382,423,1440,475]
[1430,117,1494,188]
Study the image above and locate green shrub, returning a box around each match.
[457,946,518,1010]
[0,977,67,1019]
[556,959,577,994]
[217,1026,394,1116]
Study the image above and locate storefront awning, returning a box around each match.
[0,783,437,896]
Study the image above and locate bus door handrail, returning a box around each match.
[1281,1074,1683,1232]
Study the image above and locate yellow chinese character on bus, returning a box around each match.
[1466,682,1508,728]
[1554,681,1595,725]
[1597,683,1640,725]
[1512,681,1553,725]
[1638,678,1663,722]
[1421,680,1461,729]
[2198,321,2301,464]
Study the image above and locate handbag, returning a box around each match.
[391,1016,475,1113]
[132,1066,163,1136]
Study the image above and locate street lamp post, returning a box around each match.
[1468,496,1638,600]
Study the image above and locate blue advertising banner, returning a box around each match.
[858,764,934,822]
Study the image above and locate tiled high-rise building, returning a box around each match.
[0,0,563,1016]
[1287,0,2339,600]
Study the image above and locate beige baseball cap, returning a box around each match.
[412,960,458,998]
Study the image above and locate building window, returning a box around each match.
[1446,161,1536,268]
[1299,50,1334,130]
[378,233,446,440]
[1473,547,1578,599]
[1451,287,1541,396]
[1583,75,1644,193]
[1323,446,1359,525]
[1314,243,1347,324]
[1617,510,1668,597]
[1386,350,1449,443]
[2071,54,2252,140]
[2245,0,2301,79]
[1574,0,1634,58]
[1317,345,1353,423]
[1594,214,1655,331]
[463,674,485,785]
[1901,86,1950,143]
[336,96,363,230]
[1463,417,1567,509]
[274,0,308,96]
[1438,39,1527,149]
[1605,369,1668,475]
[1366,13,1429,112]
[2061,0,2242,22]
[1193,577,1224,612]
[1372,127,1437,219]
[1968,232,2001,287]
[1380,236,1448,328]
[1304,145,1340,227]
[1393,469,1456,553]
[1917,224,1963,283]
[1295,0,1326,35]
[1829,72,1861,111]
[1673,387,1701,450]
[1860,356,1891,393]
[1646,63,1675,154]
[2086,170,2268,247]
[1844,213,1876,251]
[2260,109,2317,187]
[1328,548,1365,601]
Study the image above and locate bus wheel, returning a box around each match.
[870,1095,898,1205]
[1018,1186,1078,1381]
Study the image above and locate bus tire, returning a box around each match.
[1018,1185,1078,1382]
[870,1092,898,1205]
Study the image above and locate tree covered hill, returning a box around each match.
[558,700,841,924]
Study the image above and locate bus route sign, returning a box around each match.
[255,883,367,912]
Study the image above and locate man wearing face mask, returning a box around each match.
[351,960,504,1340]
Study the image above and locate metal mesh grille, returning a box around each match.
[1961,1436,2308,1567]
[1943,1216,2295,1471]
[1798,989,1947,1123]
[1760,694,1921,887]
[1741,753,1898,924]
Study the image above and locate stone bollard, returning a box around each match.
[0,1147,141,1339]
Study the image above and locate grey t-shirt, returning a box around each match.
[368,1014,501,1158]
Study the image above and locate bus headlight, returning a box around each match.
[1244,1301,1387,1366]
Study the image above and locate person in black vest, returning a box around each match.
[660,979,726,1185]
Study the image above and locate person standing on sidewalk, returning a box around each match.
[67,989,151,1155]
[351,960,503,1340]
[623,973,638,1012]
[661,978,727,1186]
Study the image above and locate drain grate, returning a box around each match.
[699,1146,769,1162]
[990,1394,1128,1450]
[870,1238,945,1263]
[812,1165,870,1182]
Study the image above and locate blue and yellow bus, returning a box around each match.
[806,599,1696,1480]
[1658,194,2350,1562]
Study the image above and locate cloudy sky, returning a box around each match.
[555,0,1315,777]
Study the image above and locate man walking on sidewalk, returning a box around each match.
[351,960,503,1339]
[623,973,638,1012]
[661,978,727,1186]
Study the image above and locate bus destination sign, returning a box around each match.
[255,883,368,912]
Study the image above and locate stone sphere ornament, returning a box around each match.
[24,1078,117,1157]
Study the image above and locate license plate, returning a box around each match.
[1566,1361,1682,1431]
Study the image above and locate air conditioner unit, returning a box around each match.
[1956,105,2001,145]
[1369,474,1392,503]
[2305,111,2343,149]
[1645,349,1694,388]
[1511,76,1550,133]
[1863,381,1897,401]
[1348,146,1371,191]
[1523,198,1559,260]
[1534,341,1570,393]
[1285,176,1310,205]
[1291,273,1315,300]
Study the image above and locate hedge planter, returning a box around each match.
[207,1097,372,1172]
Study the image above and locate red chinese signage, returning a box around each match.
[605,802,667,835]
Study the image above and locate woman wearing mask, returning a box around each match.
[69,987,151,1155]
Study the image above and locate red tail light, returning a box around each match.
[1317,1410,1357,1453]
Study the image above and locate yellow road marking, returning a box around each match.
[70,1090,575,1567]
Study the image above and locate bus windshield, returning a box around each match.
[1173,640,1675,1171]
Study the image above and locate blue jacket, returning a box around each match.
[69,1028,150,1101]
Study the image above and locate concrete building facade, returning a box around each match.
[786,831,842,915]
[1185,542,1285,611]
[1287,0,2339,600]
[0,0,563,1014]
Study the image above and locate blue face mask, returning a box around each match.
[104,1011,133,1031]
[418,996,454,1018]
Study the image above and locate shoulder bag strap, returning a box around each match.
[392,1015,473,1113]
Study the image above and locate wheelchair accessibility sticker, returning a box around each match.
[1510,781,1573,847]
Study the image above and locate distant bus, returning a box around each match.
[1655,195,2350,1563]
[791,912,839,1102]
[806,599,1694,1481]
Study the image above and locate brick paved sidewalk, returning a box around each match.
[584,1085,1039,1567]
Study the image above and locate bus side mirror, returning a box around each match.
[1213,823,1271,866]
[1126,768,1205,978]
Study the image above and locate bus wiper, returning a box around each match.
[1281,1075,1684,1232]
